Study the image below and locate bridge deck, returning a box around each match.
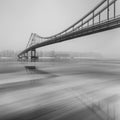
[18,16,120,56]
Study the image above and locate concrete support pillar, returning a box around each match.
[25,52,28,60]
[31,49,38,62]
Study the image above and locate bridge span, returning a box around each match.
[18,0,120,60]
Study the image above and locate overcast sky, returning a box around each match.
[0,0,120,58]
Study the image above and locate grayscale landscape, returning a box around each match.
[0,0,120,120]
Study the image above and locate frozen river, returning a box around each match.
[0,59,120,120]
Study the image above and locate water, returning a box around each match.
[0,60,120,120]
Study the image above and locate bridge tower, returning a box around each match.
[30,49,38,62]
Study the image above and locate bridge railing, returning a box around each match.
[45,0,108,39]
[73,0,117,32]
[45,0,117,37]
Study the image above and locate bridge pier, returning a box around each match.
[17,55,22,61]
[31,49,38,62]
[20,53,28,61]
[18,53,28,61]
[24,52,29,60]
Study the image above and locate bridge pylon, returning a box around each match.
[30,49,38,62]
[24,52,29,60]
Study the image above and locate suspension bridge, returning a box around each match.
[18,0,120,61]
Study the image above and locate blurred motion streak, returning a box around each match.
[0,59,120,120]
